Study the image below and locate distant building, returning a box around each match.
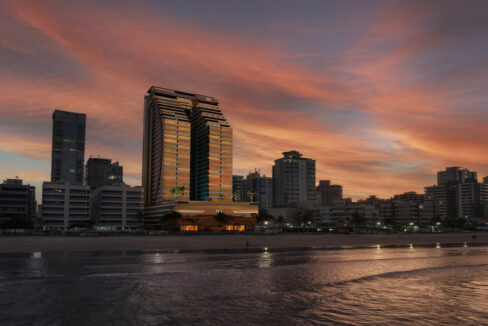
[314,201,379,228]
[458,182,486,219]
[91,185,143,231]
[316,180,342,206]
[232,175,244,201]
[425,167,486,221]
[393,191,424,202]
[272,150,315,208]
[437,166,477,185]
[51,110,86,184]
[85,156,124,189]
[424,184,458,220]
[357,195,387,207]
[483,176,488,184]
[242,170,273,209]
[0,179,36,226]
[42,182,90,231]
[379,200,433,228]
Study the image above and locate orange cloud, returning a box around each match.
[1,0,487,201]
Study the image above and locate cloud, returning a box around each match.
[1,0,487,201]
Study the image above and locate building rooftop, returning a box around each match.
[282,150,303,159]
[147,86,219,105]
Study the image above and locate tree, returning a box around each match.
[247,190,256,203]
[178,186,187,199]
[2,215,33,231]
[170,187,178,200]
[444,218,466,229]
[135,211,144,227]
[383,216,394,228]
[351,211,367,229]
[160,211,182,230]
[214,212,234,225]
[232,192,240,202]
[276,215,285,233]
[431,214,442,226]
[293,212,304,230]
[293,210,313,231]
[170,186,187,200]
[257,209,274,230]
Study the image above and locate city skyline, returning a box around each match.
[2,1,488,201]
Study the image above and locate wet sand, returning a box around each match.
[0,232,486,253]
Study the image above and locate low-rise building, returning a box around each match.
[42,182,90,231]
[314,201,379,227]
[143,200,258,232]
[316,180,342,206]
[380,200,433,228]
[91,185,143,231]
[0,179,36,226]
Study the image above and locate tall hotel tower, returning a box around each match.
[143,87,232,207]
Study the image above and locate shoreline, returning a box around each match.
[0,232,487,253]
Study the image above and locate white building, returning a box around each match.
[91,185,143,231]
[314,201,379,227]
[42,182,91,230]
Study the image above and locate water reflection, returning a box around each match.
[0,247,487,325]
[258,251,273,268]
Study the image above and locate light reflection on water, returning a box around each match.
[0,246,487,325]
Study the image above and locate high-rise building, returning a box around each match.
[42,182,90,231]
[190,92,233,201]
[437,166,477,185]
[0,179,36,225]
[425,167,485,220]
[51,110,86,184]
[232,175,244,201]
[272,150,316,208]
[143,87,192,206]
[85,156,124,189]
[143,86,232,206]
[316,180,343,206]
[142,87,257,230]
[483,176,488,184]
[242,170,273,209]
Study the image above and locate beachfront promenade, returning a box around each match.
[0,233,486,253]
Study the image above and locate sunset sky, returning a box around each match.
[1,0,488,201]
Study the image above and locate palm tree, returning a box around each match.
[232,192,240,202]
[351,211,367,231]
[214,212,234,225]
[170,187,178,200]
[178,186,187,199]
[247,190,256,203]
[276,215,285,233]
[160,211,182,231]
[257,209,274,231]
[135,210,144,228]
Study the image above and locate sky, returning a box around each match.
[1,0,488,201]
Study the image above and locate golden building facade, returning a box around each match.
[191,103,233,201]
[143,87,192,206]
[143,86,233,207]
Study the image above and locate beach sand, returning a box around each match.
[0,232,486,253]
